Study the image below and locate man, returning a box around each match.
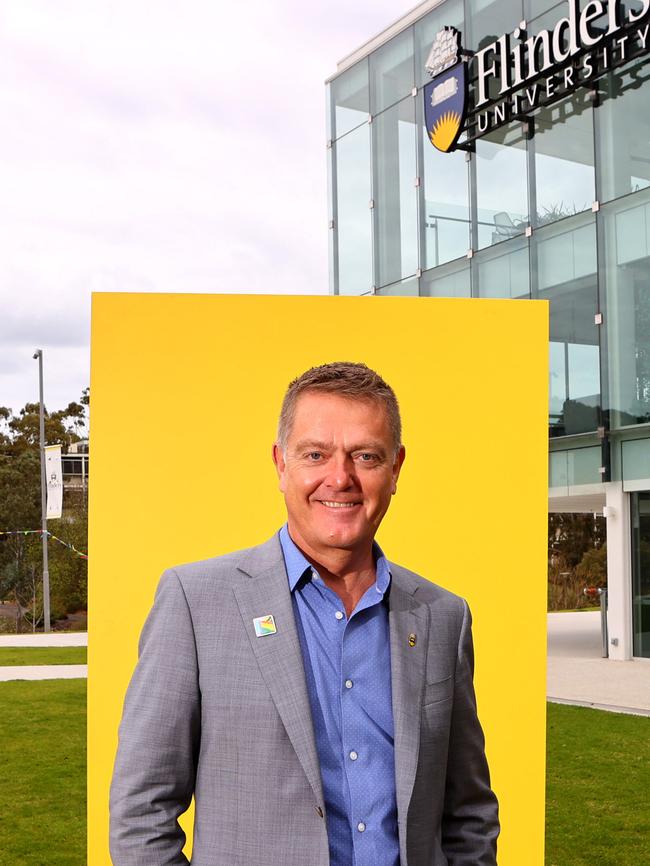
[109,361,499,866]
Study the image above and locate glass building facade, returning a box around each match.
[327,0,650,659]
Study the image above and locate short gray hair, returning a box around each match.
[277,361,401,454]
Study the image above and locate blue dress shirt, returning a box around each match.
[279,525,400,866]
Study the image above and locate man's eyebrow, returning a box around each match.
[293,439,332,452]
[353,442,389,456]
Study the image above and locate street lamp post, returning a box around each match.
[33,349,50,633]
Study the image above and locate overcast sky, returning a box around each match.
[0,0,417,415]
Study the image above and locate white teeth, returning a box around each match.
[321,501,357,508]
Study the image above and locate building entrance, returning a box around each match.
[631,491,650,658]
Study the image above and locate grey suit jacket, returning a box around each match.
[109,534,499,866]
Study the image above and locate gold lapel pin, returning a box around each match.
[408,633,417,647]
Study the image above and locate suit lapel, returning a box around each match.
[389,566,428,831]
[232,536,324,806]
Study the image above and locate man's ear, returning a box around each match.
[392,445,406,494]
[271,442,287,490]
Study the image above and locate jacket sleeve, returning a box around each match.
[109,569,201,866]
[441,600,500,865]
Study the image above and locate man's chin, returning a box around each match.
[314,527,372,554]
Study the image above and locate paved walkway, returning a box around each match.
[0,632,88,681]
[0,665,87,681]
[0,633,87,647]
[548,612,650,716]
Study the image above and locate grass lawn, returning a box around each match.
[0,646,87,666]
[0,680,86,866]
[0,684,647,865]
[546,703,650,865]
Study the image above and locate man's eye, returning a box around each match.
[358,453,376,462]
[308,452,322,461]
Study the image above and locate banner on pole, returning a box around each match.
[45,444,63,519]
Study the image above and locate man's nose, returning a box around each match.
[325,455,355,489]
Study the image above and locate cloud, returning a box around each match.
[0,0,418,405]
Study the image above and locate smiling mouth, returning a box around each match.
[318,500,360,509]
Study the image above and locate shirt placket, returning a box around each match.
[310,570,389,866]
[339,593,385,865]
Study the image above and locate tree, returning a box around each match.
[0,400,87,456]
[575,544,608,586]
[548,513,606,569]
[0,390,89,631]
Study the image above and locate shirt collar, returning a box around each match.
[278,524,391,595]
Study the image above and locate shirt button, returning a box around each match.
[357,821,366,832]
[349,750,358,761]
[335,611,344,620]
[345,679,353,689]
[315,806,324,818]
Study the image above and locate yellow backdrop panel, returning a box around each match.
[89,293,548,865]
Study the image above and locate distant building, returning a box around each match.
[326,0,650,659]
[63,440,88,490]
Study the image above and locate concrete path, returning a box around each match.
[0,633,88,680]
[0,665,87,681]
[548,612,650,716]
[0,632,87,647]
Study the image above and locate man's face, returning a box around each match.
[272,391,405,560]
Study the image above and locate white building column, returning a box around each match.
[604,481,633,660]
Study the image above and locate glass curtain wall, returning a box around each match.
[475,126,529,249]
[597,57,650,204]
[600,190,650,428]
[473,235,530,298]
[532,215,600,436]
[334,125,372,295]
[420,259,471,297]
[532,95,595,227]
[327,0,650,441]
[369,28,414,116]
[373,97,418,288]
[417,98,470,267]
[329,58,369,140]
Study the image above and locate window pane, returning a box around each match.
[414,0,464,89]
[330,59,369,140]
[526,0,562,21]
[370,28,414,116]
[473,235,530,298]
[466,0,523,51]
[421,259,471,297]
[475,125,529,250]
[533,93,595,227]
[373,97,418,287]
[335,126,372,295]
[549,341,566,427]
[597,58,650,203]
[622,439,650,486]
[549,450,568,489]
[536,218,597,291]
[417,95,470,268]
[376,277,418,296]
[568,446,602,486]
[327,139,335,291]
[600,191,650,428]
[533,215,600,436]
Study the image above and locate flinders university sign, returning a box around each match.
[424,0,650,152]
